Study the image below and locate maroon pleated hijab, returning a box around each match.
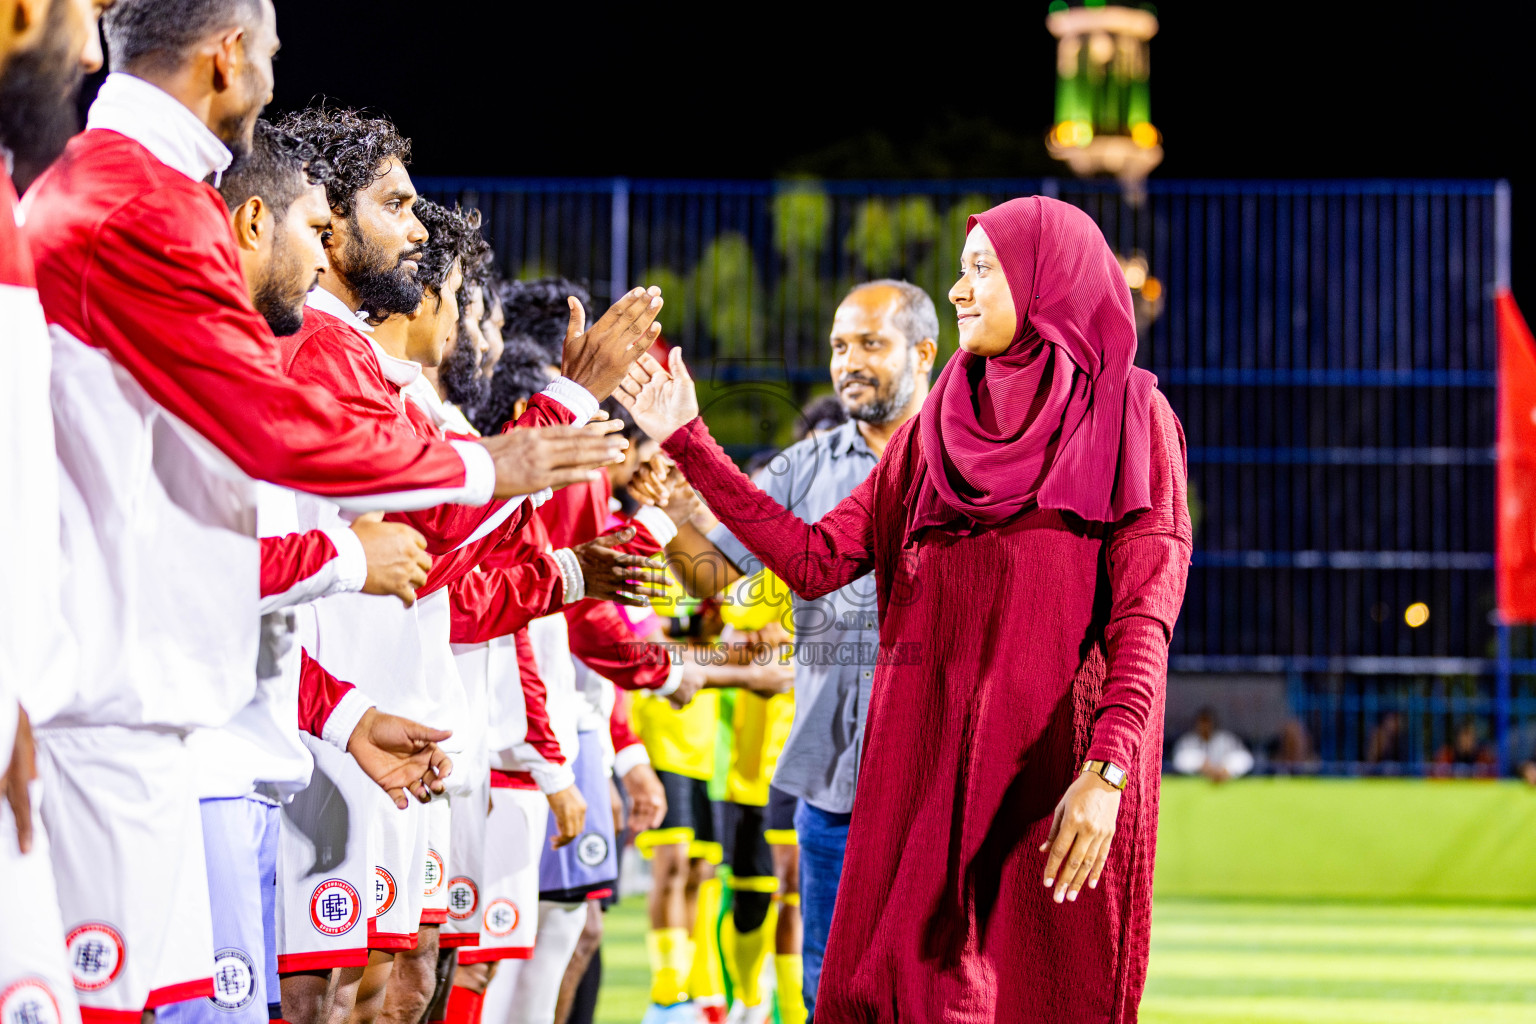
[905,195,1156,542]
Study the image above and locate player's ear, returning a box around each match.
[915,337,938,376]
[231,197,266,251]
[210,25,245,92]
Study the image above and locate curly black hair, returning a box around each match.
[450,233,495,327]
[272,107,411,216]
[476,255,503,321]
[412,200,482,306]
[217,120,333,218]
[472,337,554,436]
[499,276,592,367]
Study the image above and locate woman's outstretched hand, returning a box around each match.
[614,349,700,443]
[1040,770,1121,904]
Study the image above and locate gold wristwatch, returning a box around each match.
[1081,759,1129,790]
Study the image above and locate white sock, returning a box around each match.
[505,901,588,1024]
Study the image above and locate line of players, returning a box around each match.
[3,5,938,1024]
[2,4,709,1024]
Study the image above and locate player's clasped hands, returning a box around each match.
[572,525,671,607]
[351,512,432,607]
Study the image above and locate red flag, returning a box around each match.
[1497,290,1536,621]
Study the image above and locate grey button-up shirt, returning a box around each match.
[708,418,880,814]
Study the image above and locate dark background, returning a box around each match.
[83,2,1536,299]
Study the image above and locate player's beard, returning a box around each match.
[838,346,916,426]
[0,0,85,191]
[339,222,424,320]
[252,227,314,337]
[441,321,490,411]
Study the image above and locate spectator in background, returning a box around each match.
[1433,719,1496,777]
[1366,711,1410,765]
[1172,707,1254,782]
[1269,718,1317,774]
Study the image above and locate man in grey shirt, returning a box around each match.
[651,280,937,1019]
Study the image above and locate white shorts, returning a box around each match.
[0,786,82,1024]
[369,790,425,950]
[158,797,278,1024]
[35,728,213,1021]
[458,785,545,965]
[419,797,451,927]
[274,734,371,973]
[440,782,488,950]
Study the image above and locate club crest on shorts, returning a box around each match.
[483,898,519,937]
[445,877,479,921]
[423,848,445,896]
[0,977,63,1024]
[576,832,609,868]
[310,878,362,936]
[65,922,125,992]
[374,867,398,916]
[208,948,257,1012]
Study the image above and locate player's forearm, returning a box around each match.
[665,520,743,599]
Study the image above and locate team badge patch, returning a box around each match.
[423,848,445,897]
[445,877,479,921]
[0,978,63,1024]
[576,832,609,868]
[375,867,398,916]
[310,878,362,936]
[483,898,519,937]
[66,922,125,992]
[208,948,257,1012]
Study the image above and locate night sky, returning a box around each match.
[82,2,1536,297]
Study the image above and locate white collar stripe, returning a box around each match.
[85,73,231,184]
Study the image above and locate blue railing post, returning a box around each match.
[1497,624,1513,776]
[609,177,629,299]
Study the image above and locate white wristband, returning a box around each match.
[651,659,685,698]
[613,743,651,779]
[322,688,377,752]
[632,504,678,547]
[551,547,585,605]
[540,377,600,426]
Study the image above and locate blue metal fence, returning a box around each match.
[420,176,1518,775]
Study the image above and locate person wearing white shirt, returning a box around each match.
[1172,708,1255,782]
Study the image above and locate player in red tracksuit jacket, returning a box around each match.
[0,4,109,1014]
[268,104,666,1024]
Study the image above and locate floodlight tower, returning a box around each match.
[1045,1,1162,196]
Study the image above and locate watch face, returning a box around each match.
[1105,765,1127,788]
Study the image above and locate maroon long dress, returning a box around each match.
[662,389,1191,1023]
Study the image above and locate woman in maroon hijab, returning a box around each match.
[618,196,1191,1023]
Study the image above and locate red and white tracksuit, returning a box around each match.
[20,72,497,1019]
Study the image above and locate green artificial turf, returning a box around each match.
[594,896,1536,1023]
[1154,777,1536,903]
[594,895,658,1023]
[1141,899,1536,1024]
[592,779,1536,1021]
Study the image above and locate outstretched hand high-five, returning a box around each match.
[613,349,700,443]
[561,286,665,400]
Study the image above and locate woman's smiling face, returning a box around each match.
[949,224,1018,357]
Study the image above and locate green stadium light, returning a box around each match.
[1045,2,1163,196]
